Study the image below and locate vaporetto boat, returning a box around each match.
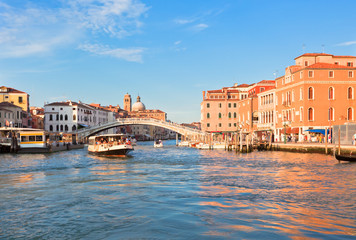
[88,134,134,157]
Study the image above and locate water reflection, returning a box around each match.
[0,143,355,239]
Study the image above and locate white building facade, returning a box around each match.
[44,101,114,133]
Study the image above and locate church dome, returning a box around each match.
[132,96,146,112]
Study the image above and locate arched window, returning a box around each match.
[65,125,68,132]
[328,87,334,100]
[348,87,354,99]
[56,114,59,121]
[218,113,222,118]
[60,125,63,131]
[328,107,334,121]
[234,112,237,118]
[73,114,76,121]
[56,125,59,131]
[308,108,314,121]
[65,114,68,121]
[72,125,77,131]
[308,87,314,100]
[207,113,210,119]
[49,125,53,131]
[300,87,303,100]
[49,114,53,121]
[228,112,231,118]
[348,107,354,121]
[60,114,63,121]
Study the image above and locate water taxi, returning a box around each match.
[88,134,134,157]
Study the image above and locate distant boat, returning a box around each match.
[154,139,163,148]
[335,154,356,162]
[88,134,134,157]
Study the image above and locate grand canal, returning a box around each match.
[0,140,355,239]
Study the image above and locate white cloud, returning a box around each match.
[337,41,356,46]
[79,43,144,62]
[174,40,182,45]
[0,0,148,60]
[192,23,209,31]
[174,18,195,25]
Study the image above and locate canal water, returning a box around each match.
[0,140,355,239]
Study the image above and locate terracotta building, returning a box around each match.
[274,53,356,141]
[201,80,275,133]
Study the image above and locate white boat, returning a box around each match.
[88,134,134,157]
[154,139,163,148]
[178,141,189,147]
[196,142,210,150]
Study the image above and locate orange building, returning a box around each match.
[274,53,356,142]
[201,80,275,133]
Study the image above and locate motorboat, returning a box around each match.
[196,142,210,150]
[154,139,163,148]
[88,134,134,157]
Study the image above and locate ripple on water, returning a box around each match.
[0,141,355,239]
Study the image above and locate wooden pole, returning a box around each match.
[338,128,341,155]
[325,128,328,154]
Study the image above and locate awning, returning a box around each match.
[305,129,331,135]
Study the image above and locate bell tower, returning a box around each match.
[123,93,132,112]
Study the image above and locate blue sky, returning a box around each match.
[1,0,356,123]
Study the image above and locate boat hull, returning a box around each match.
[89,148,133,157]
[335,154,356,162]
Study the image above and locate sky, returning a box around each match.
[1,0,356,123]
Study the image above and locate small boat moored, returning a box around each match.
[335,154,356,162]
[88,134,134,157]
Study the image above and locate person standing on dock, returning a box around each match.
[353,132,356,146]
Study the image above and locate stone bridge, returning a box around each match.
[75,118,208,140]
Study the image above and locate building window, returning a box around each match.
[228,112,231,118]
[328,107,334,121]
[56,125,59,131]
[335,62,339,65]
[49,114,53,121]
[65,125,68,132]
[300,71,303,79]
[60,114,63,121]
[328,87,334,100]
[308,87,314,100]
[300,107,303,121]
[304,61,308,66]
[49,125,53,131]
[56,114,59,121]
[73,114,76,121]
[292,90,295,102]
[308,71,314,78]
[347,62,353,67]
[207,113,210,119]
[234,103,237,108]
[348,87,354,99]
[329,71,334,78]
[218,113,222,118]
[218,123,222,127]
[308,108,314,121]
[207,123,210,128]
[207,103,210,108]
[300,87,303,100]
[228,103,231,108]
[349,71,354,78]
[65,114,68,121]
[219,103,222,108]
[229,123,231,127]
[234,112,237,118]
[260,87,265,92]
[60,125,63,131]
[348,108,354,121]
[18,96,23,103]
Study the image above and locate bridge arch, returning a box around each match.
[75,118,207,141]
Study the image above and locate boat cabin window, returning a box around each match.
[21,136,28,142]
[36,136,43,141]
[29,136,36,142]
